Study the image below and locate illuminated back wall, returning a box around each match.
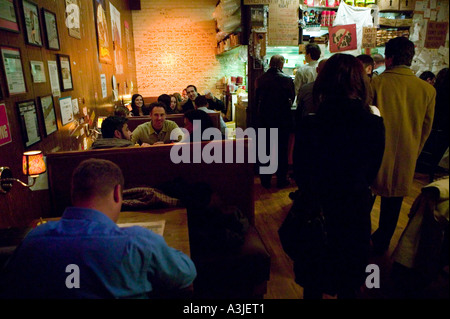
[132,0,246,98]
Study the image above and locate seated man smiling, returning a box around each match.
[131,102,184,145]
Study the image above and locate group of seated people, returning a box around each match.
[128,85,226,117]
[92,92,228,150]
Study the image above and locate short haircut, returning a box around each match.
[157,94,171,108]
[385,36,415,66]
[419,71,435,81]
[71,158,124,204]
[194,95,208,107]
[148,102,167,114]
[186,85,197,92]
[114,106,130,118]
[101,116,128,138]
[306,43,321,61]
[356,54,375,69]
[269,54,285,69]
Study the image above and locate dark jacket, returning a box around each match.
[292,98,385,294]
[255,67,295,129]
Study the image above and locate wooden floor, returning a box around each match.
[254,171,449,299]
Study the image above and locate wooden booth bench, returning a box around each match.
[46,139,271,299]
[127,113,221,132]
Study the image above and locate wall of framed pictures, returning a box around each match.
[0,0,137,227]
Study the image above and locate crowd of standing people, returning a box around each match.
[256,36,443,299]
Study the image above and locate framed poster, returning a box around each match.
[30,60,46,83]
[0,0,20,33]
[110,2,122,74]
[17,99,41,147]
[0,46,26,95]
[59,96,73,126]
[42,8,60,50]
[39,95,57,136]
[94,0,112,64]
[56,54,73,91]
[329,24,357,53]
[65,0,81,39]
[21,0,42,47]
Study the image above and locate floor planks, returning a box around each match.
[253,171,449,299]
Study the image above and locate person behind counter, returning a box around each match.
[131,102,184,145]
[0,158,197,298]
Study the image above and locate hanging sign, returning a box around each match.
[329,24,357,53]
[362,27,377,48]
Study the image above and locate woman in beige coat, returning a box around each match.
[370,37,436,254]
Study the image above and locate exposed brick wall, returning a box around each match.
[132,0,246,98]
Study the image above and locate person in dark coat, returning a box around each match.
[255,54,296,189]
[292,53,385,299]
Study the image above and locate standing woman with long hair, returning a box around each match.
[292,53,385,299]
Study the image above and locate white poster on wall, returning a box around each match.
[59,96,74,126]
[47,60,61,97]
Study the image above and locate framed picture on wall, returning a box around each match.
[0,46,27,95]
[42,8,60,50]
[21,0,42,47]
[59,96,74,126]
[30,60,46,83]
[56,54,73,91]
[0,0,20,33]
[17,99,41,148]
[94,0,112,64]
[39,95,58,136]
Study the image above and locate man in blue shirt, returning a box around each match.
[0,158,196,299]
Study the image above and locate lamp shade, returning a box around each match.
[22,151,46,177]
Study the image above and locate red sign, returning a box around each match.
[329,24,357,53]
[0,103,12,147]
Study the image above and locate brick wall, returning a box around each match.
[132,0,246,98]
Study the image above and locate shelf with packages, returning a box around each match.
[216,32,242,55]
[376,8,412,46]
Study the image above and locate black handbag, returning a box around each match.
[278,191,327,263]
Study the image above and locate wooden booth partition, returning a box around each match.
[46,138,271,298]
[127,112,221,131]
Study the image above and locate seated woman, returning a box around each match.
[130,94,145,116]
[169,94,182,114]
[182,109,216,142]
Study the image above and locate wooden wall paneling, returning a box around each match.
[0,0,137,228]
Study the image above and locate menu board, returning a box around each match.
[268,0,298,46]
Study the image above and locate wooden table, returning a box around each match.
[117,208,190,257]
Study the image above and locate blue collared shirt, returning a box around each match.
[0,207,196,299]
